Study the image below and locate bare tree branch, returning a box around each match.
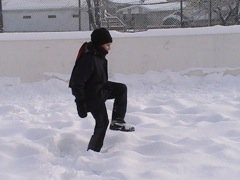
[213,1,235,25]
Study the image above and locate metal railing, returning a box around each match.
[101,12,127,31]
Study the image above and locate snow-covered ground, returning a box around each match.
[1,24,240,179]
[0,69,240,180]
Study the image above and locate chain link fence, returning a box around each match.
[0,0,239,33]
[181,0,240,27]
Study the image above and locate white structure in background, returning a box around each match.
[2,0,89,32]
[116,1,184,29]
[108,0,167,4]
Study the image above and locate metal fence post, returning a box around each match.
[208,0,212,26]
[180,0,183,27]
[79,0,81,31]
[0,0,3,32]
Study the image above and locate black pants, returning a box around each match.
[87,81,127,152]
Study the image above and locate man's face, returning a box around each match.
[101,43,112,52]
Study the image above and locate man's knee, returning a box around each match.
[118,83,127,94]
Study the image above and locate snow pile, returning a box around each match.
[0,69,240,180]
[1,25,240,41]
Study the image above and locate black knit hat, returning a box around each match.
[91,28,112,46]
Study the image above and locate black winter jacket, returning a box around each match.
[69,42,109,110]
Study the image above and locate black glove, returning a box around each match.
[75,99,88,118]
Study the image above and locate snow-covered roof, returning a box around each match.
[109,0,167,5]
[143,2,186,11]
[2,0,168,10]
[117,2,186,14]
[2,0,81,10]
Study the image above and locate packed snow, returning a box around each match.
[1,27,240,179]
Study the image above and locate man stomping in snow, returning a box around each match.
[69,28,135,152]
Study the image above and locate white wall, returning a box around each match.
[0,26,240,82]
[3,9,89,32]
[109,33,240,74]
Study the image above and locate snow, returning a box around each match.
[1,26,240,179]
[2,0,79,10]
[141,2,186,12]
[1,25,240,41]
[109,0,167,4]
[2,0,167,10]
[117,2,185,14]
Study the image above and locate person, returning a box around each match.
[69,28,135,152]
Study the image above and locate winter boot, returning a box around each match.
[110,120,135,132]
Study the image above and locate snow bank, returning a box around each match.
[1,25,240,82]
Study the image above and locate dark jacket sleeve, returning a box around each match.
[69,54,94,102]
